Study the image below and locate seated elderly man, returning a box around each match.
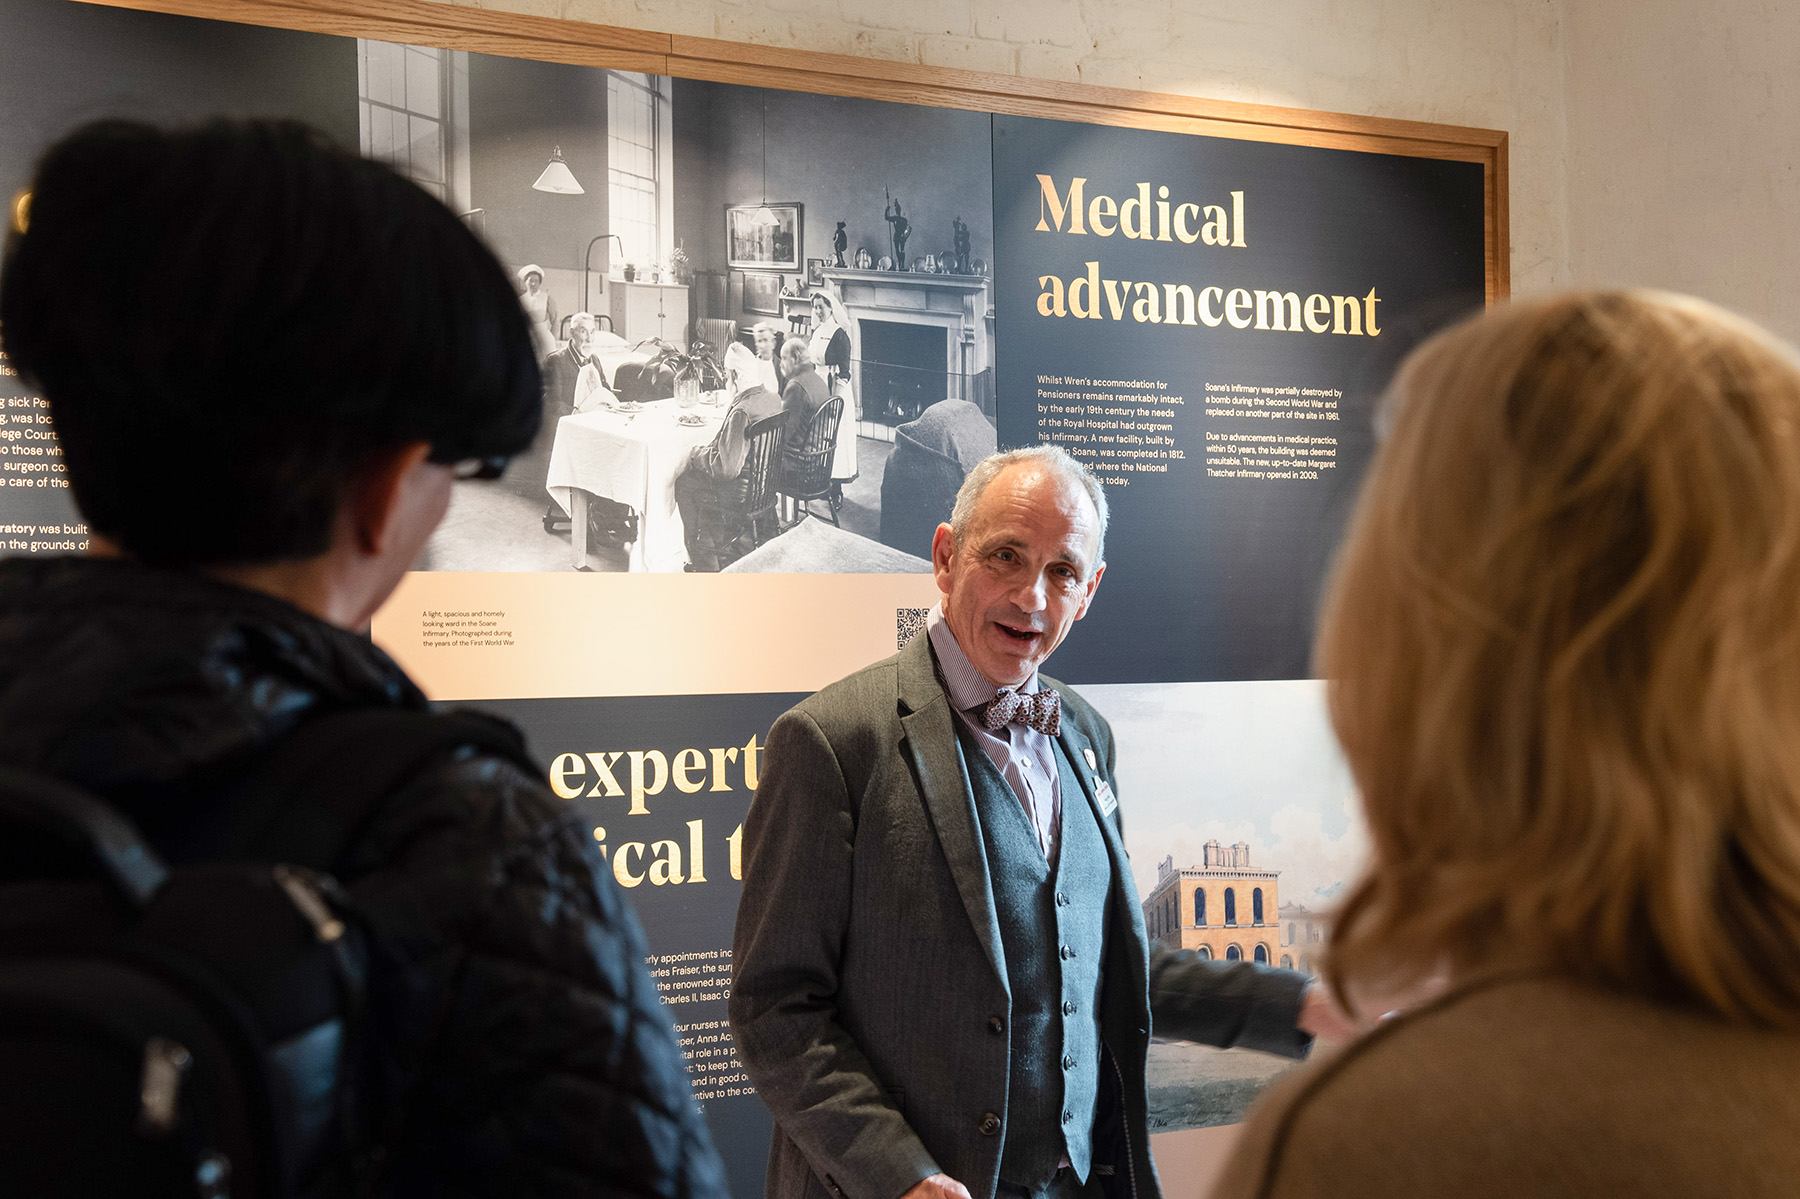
[675,342,784,571]
[778,335,830,454]
[776,335,834,522]
[542,311,608,421]
[532,312,608,525]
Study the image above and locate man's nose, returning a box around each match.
[1011,572,1048,613]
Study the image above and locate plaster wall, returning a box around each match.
[1563,0,1800,341]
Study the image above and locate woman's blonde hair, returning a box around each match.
[1320,290,1800,1027]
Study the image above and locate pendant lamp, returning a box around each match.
[532,146,584,195]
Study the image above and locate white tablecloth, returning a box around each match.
[546,399,725,571]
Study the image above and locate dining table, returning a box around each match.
[545,394,728,571]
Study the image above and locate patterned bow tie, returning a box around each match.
[984,687,1061,736]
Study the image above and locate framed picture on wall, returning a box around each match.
[726,203,803,271]
[741,271,782,315]
[805,257,825,287]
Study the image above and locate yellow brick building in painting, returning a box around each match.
[1141,840,1330,975]
[1277,903,1331,976]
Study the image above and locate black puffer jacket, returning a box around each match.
[0,557,729,1199]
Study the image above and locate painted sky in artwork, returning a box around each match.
[1082,679,1367,908]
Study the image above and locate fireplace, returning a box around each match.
[820,266,994,440]
[858,320,947,426]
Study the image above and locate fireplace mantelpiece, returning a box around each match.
[820,267,993,439]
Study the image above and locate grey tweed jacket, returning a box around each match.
[729,633,1310,1199]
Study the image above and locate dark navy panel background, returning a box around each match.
[0,366,80,539]
[991,114,1486,682]
[473,690,807,1199]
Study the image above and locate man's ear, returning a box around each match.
[931,522,957,597]
[1073,561,1106,621]
[346,441,437,557]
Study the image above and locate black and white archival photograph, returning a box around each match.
[403,62,1001,574]
[0,5,1001,576]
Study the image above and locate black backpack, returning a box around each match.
[0,707,535,1199]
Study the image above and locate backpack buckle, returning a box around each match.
[138,1036,191,1135]
[272,864,346,943]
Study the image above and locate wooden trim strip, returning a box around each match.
[1490,134,1513,302]
[657,53,1499,159]
[666,33,1506,151]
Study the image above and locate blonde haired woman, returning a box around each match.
[1215,292,1800,1198]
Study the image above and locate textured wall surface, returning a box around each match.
[432,0,1574,297]
[1564,0,1800,340]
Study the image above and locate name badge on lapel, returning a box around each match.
[1094,778,1118,817]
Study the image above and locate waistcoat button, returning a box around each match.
[988,1015,1005,1035]
[1062,1053,1076,1070]
[1059,944,1074,960]
[1063,1000,1077,1016]
[978,1112,1001,1136]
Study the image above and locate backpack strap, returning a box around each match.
[0,765,171,906]
[193,708,537,872]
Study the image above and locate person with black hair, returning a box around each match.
[0,119,728,1198]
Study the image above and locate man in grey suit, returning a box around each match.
[731,446,1346,1199]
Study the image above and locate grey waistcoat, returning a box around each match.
[959,725,1112,1188]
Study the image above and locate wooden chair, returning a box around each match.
[778,396,844,527]
[698,411,787,567]
[612,359,674,403]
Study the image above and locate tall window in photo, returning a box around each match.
[608,71,673,272]
[358,40,470,211]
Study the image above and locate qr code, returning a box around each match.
[897,607,931,650]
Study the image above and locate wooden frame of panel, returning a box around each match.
[78,0,1509,301]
